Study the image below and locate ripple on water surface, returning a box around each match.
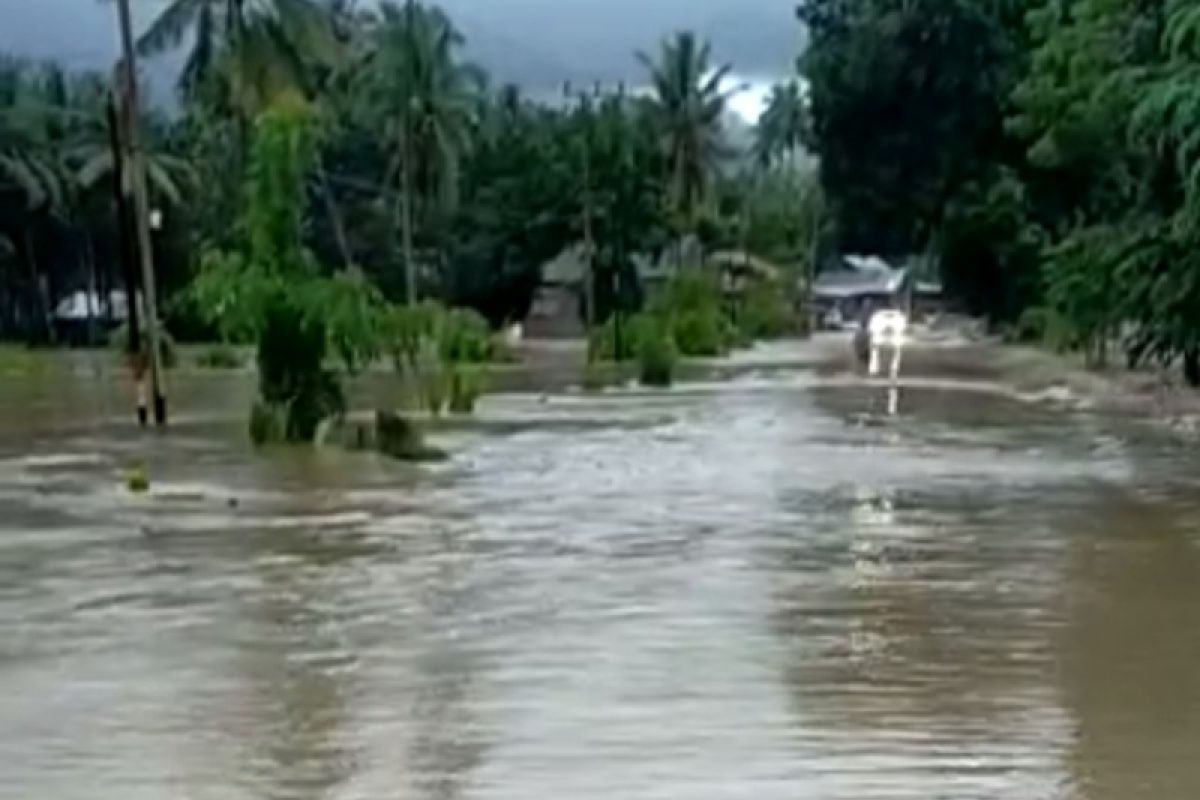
[2,364,1200,800]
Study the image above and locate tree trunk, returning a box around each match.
[317,161,354,271]
[84,230,99,345]
[400,148,416,304]
[23,229,54,344]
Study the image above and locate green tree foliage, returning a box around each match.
[754,81,808,169]
[136,0,339,110]
[639,32,736,234]
[192,98,385,440]
[2,4,800,357]
[798,0,1016,255]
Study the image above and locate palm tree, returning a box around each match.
[359,1,481,302]
[133,0,338,110]
[638,31,736,240]
[754,81,807,169]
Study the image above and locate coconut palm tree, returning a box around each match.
[638,31,736,237]
[358,1,482,302]
[134,0,338,109]
[754,81,807,169]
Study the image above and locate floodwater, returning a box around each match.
[2,342,1200,800]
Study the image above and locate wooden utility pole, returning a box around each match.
[114,0,168,425]
[575,90,596,331]
[105,96,142,361]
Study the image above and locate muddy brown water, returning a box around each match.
[2,342,1200,799]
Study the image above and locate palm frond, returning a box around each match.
[137,0,207,56]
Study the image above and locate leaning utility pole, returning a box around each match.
[114,0,168,425]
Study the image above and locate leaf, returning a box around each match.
[136,0,207,57]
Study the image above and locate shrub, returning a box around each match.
[588,313,645,362]
[414,339,449,416]
[386,301,443,367]
[654,268,723,316]
[438,308,493,363]
[672,308,730,357]
[637,318,677,387]
[390,305,494,416]
[1012,306,1077,351]
[448,365,485,414]
[249,400,285,445]
[738,281,793,340]
[255,302,346,441]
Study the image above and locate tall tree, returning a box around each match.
[134,0,338,111]
[798,0,1015,256]
[754,81,807,169]
[639,31,735,239]
[357,1,482,302]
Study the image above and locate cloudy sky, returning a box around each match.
[0,0,801,115]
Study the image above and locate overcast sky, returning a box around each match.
[0,0,801,103]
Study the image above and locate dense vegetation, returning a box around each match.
[0,1,821,438]
[798,0,1200,383]
[0,3,814,344]
[7,0,1200,414]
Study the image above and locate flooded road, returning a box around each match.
[2,342,1200,799]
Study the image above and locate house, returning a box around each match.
[53,289,129,345]
[525,244,588,338]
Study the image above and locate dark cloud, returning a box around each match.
[0,0,801,89]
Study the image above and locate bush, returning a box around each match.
[256,303,346,442]
[448,365,485,414]
[648,269,741,356]
[637,318,677,387]
[1012,306,1077,351]
[438,308,493,363]
[654,269,723,316]
[738,281,793,340]
[195,343,244,369]
[249,400,285,445]
[414,339,449,416]
[588,313,645,362]
[387,301,444,367]
[672,308,730,357]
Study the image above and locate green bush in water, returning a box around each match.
[256,302,346,442]
[448,365,484,414]
[249,400,285,445]
[654,268,724,316]
[671,308,730,357]
[648,269,739,357]
[438,308,493,363]
[414,339,449,416]
[637,318,677,387]
[124,464,150,493]
[588,313,646,362]
[1012,306,1077,352]
[738,281,793,340]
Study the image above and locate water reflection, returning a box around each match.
[767,483,1075,797]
